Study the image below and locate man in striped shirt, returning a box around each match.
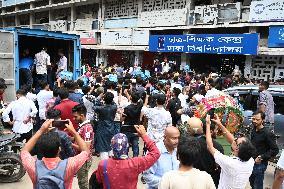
[20,119,89,189]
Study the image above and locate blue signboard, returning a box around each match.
[268,26,284,48]
[149,34,259,55]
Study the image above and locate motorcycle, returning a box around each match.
[0,133,26,183]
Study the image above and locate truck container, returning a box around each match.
[0,28,81,102]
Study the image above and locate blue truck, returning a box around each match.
[0,28,81,102]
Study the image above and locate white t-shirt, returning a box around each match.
[178,93,188,108]
[159,168,215,189]
[214,151,254,189]
[58,56,67,72]
[142,106,172,143]
[37,90,53,120]
[171,83,183,92]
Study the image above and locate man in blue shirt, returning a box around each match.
[19,49,33,88]
[143,126,180,189]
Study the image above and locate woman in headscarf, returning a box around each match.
[95,125,160,189]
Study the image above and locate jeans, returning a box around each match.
[77,159,92,189]
[249,162,268,189]
[19,68,33,88]
[126,133,139,157]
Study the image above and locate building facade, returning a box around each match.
[1,0,284,81]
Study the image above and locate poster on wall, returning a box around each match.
[268,26,284,48]
[249,0,284,22]
[149,34,259,55]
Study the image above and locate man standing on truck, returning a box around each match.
[34,47,51,92]
[56,49,68,77]
[19,48,33,88]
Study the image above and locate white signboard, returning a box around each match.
[101,30,149,46]
[249,0,284,22]
[138,8,188,27]
[50,20,67,32]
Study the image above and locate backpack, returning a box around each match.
[36,159,68,189]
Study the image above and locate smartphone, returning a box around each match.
[208,108,215,119]
[121,125,137,133]
[52,120,69,129]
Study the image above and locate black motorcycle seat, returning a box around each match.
[0,133,17,142]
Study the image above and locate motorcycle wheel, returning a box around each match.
[0,152,26,183]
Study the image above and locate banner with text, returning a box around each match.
[249,0,284,22]
[149,34,259,55]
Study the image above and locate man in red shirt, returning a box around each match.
[72,104,94,189]
[95,125,160,189]
[54,88,79,130]
[20,119,90,189]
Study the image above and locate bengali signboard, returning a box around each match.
[101,30,149,46]
[149,34,259,55]
[268,26,284,48]
[249,0,284,22]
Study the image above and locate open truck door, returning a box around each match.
[0,30,16,102]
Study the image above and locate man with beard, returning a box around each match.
[186,117,224,187]
[249,111,279,189]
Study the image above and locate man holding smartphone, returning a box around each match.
[20,119,90,189]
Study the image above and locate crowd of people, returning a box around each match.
[0,61,283,189]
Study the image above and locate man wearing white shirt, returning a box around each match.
[37,81,53,124]
[3,89,38,142]
[170,77,183,92]
[205,115,256,189]
[34,47,51,91]
[161,58,170,73]
[141,94,172,143]
[205,79,222,98]
[178,86,190,108]
[56,49,67,76]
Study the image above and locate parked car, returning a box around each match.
[223,85,284,150]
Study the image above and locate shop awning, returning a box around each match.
[81,45,149,51]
